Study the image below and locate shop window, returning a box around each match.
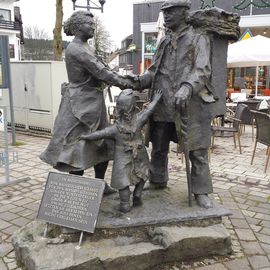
[0,9,11,21]
[227,66,270,96]
[144,32,157,54]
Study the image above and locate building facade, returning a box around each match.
[119,34,133,72]
[0,0,23,61]
[132,0,270,86]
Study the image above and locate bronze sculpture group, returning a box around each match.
[41,0,218,212]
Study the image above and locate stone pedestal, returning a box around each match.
[12,181,232,270]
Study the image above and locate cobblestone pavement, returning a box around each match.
[0,126,270,270]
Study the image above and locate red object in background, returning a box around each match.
[144,59,152,69]
[138,59,153,75]
[263,89,270,96]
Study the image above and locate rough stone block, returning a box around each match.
[12,222,232,270]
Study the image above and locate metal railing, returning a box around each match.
[0,20,20,31]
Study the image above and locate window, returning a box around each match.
[0,9,11,21]
[9,44,15,58]
[144,32,157,54]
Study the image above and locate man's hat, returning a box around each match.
[161,0,191,10]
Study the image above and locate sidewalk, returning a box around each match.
[0,126,270,270]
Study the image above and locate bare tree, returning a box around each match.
[53,0,63,61]
[24,25,49,40]
[94,16,113,61]
[23,26,52,60]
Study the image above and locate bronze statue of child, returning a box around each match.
[80,89,162,213]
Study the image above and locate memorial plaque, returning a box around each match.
[37,172,105,233]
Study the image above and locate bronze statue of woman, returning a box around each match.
[40,11,138,193]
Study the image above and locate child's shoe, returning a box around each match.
[119,201,131,213]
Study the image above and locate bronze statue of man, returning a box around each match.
[40,11,138,193]
[139,0,217,208]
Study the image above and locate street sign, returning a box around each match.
[239,28,253,41]
[37,172,105,233]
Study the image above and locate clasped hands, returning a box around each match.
[125,74,141,90]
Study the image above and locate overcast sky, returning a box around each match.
[16,0,137,48]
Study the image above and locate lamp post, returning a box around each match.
[71,0,106,12]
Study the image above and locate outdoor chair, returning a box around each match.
[250,110,270,173]
[211,104,248,154]
[250,101,270,141]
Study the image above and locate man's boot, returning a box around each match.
[133,180,145,206]
[119,187,131,213]
[195,194,213,209]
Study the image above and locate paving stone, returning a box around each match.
[242,210,257,218]
[10,217,30,227]
[257,234,270,245]
[238,203,249,210]
[0,260,7,270]
[6,251,15,259]
[18,182,31,187]
[1,257,13,264]
[20,188,30,193]
[0,244,13,257]
[2,225,20,236]
[0,213,18,222]
[0,220,11,231]
[18,209,34,218]
[222,202,239,209]
[246,217,261,226]
[249,207,270,215]
[0,205,16,213]
[245,199,259,207]
[262,243,270,254]
[230,218,250,229]
[230,209,245,219]
[240,241,265,255]
[248,196,268,203]
[22,202,39,211]
[255,214,270,221]
[261,228,270,236]
[12,198,34,207]
[231,186,250,194]
[258,203,270,210]
[250,192,270,198]
[235,229,257,241]
[224,258,252,270]
[195,263,227,270]
[6,261,17,270]
[248,255,270,269]
[250,224,262,233]
[261,221,270,228]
